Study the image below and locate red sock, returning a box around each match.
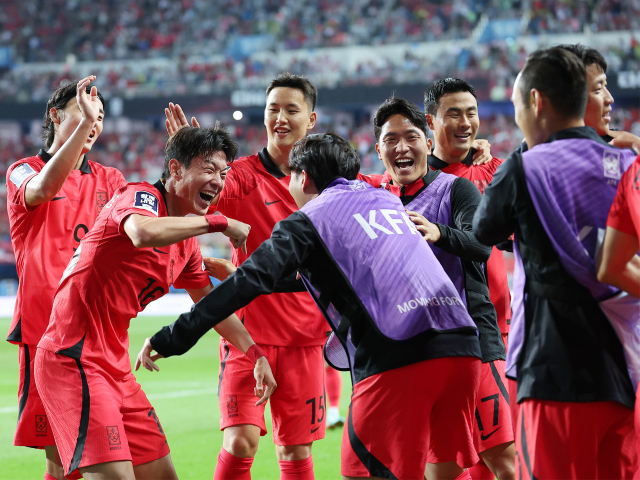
[468,462,495,480]
[279,455,314,480]
[325,365,342,408]
[213,448,253,480]
[454,469,473,480]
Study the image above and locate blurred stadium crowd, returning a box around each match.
[2,0,638,63]
[0,0,639,101]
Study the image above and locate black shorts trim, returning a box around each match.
[67,358,90,476]
[490,361,510,405]
[7,317,22,343]
[17,343,30,422]
[347,403,398,480]
[218,341,230,396]
[520,412,538,480]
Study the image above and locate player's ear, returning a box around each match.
[531,89,543,116]
[50,107,62,125]
[169,158,183,180]
[375,142,383,161]
[426,137,433,153]
[307,111,317,131]
[425,113,435,131]
[302,170,318,194]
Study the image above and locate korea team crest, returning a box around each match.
[96,191,108,213]
[106,425,121,445]
[603,151,621,180]
[35,415,47,435]
[227,395,238,417]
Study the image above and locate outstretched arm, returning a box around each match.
[597,226,640,297]
[123,213,250,253]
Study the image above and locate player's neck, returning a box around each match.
[163,182,186,217]
[47,143,85,170]
[432,146,469,165]
[266,143,293,176]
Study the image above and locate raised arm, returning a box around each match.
[25,76,103,206]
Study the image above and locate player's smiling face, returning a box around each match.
[177,151,229,215]
[375,114,431,185]
[584,64,614,136]
[264,87,316,152]
[55,97,104,154]
[429,91,479,158]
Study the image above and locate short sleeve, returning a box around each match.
[173,238,210,290]
[109,187,162,234]
[6,160,41,211]
[607,166,639,237]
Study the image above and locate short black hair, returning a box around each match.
[557,43,607,73]
[373,97,429,142]
[289,132,360,192]
[519,47,587,120]
[424,78,478,116]
[42,81,106,149]
[266,72,318,112]
[163,124,238,181]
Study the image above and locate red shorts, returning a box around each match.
[35,349,170,476]
[341,356,481,479]
[515,398,637,479]
[218,341,325,446]
[474,360,514,452]
[13,343,55,447]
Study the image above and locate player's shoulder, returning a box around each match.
[87,160,123,177]
[7,155,43,189]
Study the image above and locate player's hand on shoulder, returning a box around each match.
[407,210,441,243]
[223,218,251,255]
[471,139,493,166]
[76,75,101,124]
[204,257,237,281]
[254,356,277,406]
[609,130,640,154]
[135,337,164,373]
[165,102,200,138]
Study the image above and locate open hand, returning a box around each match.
[76,75,101,124]
[134,338,164,373]
[254,356,277,406]
[407,210,441,243]
[204,257,237,281]
[165,102,200,138]
[471,139,492,166]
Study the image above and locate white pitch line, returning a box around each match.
[0,388,217,414]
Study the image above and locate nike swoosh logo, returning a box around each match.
[480,426,501,441]
[52,196,66,201]
[310,426,321,434]
[265,200,282,206]
[153,247,168,254]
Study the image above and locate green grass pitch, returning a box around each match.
[0,316,351,479]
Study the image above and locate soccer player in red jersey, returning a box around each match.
[5,76,126,480]
[164,73,326,480]
[421,79,514,480]
[34,126,275,480]
[598,154,640,469]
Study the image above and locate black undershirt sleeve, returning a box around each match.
[472,153,520,245]
[151,212,317,357]
[433,177,491,263]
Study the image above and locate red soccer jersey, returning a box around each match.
[6,150,126,346]
[38,181,210,379]
[210,148,327,346]
[607,155,640,237]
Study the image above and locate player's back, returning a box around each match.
[6,152,125,346]
[213,150,327,346]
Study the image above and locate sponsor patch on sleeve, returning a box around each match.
[133,191,159,215]
[9,163,36,188]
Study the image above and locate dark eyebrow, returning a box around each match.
[446,106,477,113]
[383,127,421,138]
[99,108,104,115]
[268,103,301,108]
